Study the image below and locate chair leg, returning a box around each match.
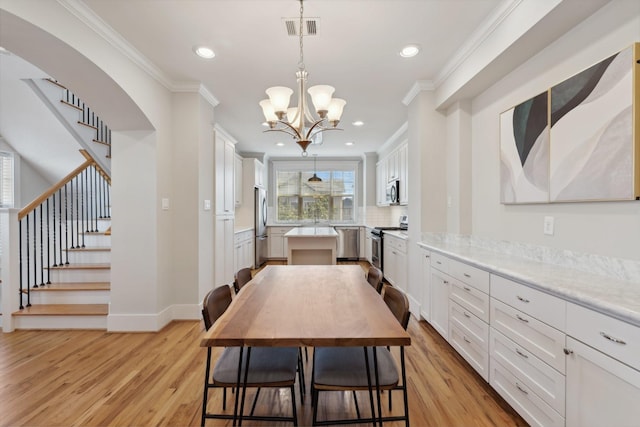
[249,388,261,416]
[201,347,212,427]
[352,390,361,419]
[312,389,320,426]
[362,347,378,427]
[223,387,227,411]
[291,385,298,425]
[298,348,306,401]
[400,346,410,427]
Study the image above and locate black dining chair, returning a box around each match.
[310,284,411,426]
[201,285,300,426]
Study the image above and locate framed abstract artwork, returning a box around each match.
[549,43,639,202]
[500,91,550,204]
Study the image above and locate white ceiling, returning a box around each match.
[81,0,503,157]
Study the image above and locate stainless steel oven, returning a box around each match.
[371,229,382,269]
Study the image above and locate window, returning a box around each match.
[0,151,14,208]
[274,161,357,223]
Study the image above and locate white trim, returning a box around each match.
[172,82,220,108]
[434,0,524,87]
[214,124,238,145]
[106,304,200,332]
[402,81,435,106]
[58,0,174,90]
[378,122,408,155]
[172,304,201,320]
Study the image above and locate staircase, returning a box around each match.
[13,222,111,329]
[8,79,113,330]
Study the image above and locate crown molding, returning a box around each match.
[402,81,435,106]
[434,0,524,87]
[377,122,408,154]
[214,124,238,145]
[57,0,218,101]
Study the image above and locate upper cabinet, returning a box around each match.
[243,158,265,189]
[235,154,243,207]
[214,129,236,216]
[376,141,408,206]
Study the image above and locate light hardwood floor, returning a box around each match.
[0,315,527,426]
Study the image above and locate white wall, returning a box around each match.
[470,0,640,260]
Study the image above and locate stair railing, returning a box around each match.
[17,150,110,309]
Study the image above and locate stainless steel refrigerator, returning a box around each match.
[255,187,268,267]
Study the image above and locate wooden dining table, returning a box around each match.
[200,264,412,425]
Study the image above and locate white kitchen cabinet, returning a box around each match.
[387,149,399,182]
[268,226,293,259]
[364,228,373,263]
[234,229,254,272]
[376,161,388,206]
[398,143,408,205]
[214,130,235,216]
[450,300,490,380]
[420,248,431,321]
[565,336,640,427]
[243,157,265,189]
[430,268,450,341]
[234,154,243,207]
[382,233,407,292]
[214,216,235,287]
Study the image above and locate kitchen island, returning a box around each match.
[284,227,338,265]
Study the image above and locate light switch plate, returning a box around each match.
[204,199,211,211]
[161,198,170,210]
[543,216,554,235]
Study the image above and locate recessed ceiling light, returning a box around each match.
[193,46,215,59]
[345,142,354,146]
[276,142,285,147]
[400,44,420,58]
[352,121,364,127]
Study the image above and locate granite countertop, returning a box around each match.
[418,235,640,328]
[284,227,339,237]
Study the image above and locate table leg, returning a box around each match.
[400,346,410,427]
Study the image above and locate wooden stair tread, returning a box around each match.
[13,304,108,316]
[66,246,111,252]
[28,282,110,291]
[61,99,82,111]
[48,263,110,270]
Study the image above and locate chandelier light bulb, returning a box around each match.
[327,98,346,126]
[259,99,278,125]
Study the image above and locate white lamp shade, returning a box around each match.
[307,85,335,112]
[287,107,299,123]
[259,99,278,122]
[327,98,346,121]
[265,86,293,113]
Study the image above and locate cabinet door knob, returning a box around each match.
[463,273,471,278]
[463,336,472,344]
[563,348,574,355]
[600,332,627,345]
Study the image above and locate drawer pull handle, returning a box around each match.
[463,273,471,278]
[463,336,472,344]
[515,314,529,323]
[515,383,528,395]
[463,286,471,292]
[437,261,442,265]
[444,280,449,284]
[600,332,627,345]
[517,296,530,303]
[563,348,574,355]
[515,349,528,359]
[463,311,471,318]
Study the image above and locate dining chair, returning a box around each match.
[310,284,411,426]
[233,267,252,293]
[366,265,384,293]
[201,285,300,426]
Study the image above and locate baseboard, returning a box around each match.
[107,303,200,332]
[407,294,421,317]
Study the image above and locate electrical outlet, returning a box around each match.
[543,216,554,236]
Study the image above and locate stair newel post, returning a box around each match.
[46,199,51,284]
[26,215,31,306]
[19,219,24,309]
[98,169,103,219]
[64,184,69,265]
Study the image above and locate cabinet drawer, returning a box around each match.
[567,303,640,371]
[491,275,566,331]
[450,322,489,381]
[384,235,407,253]
[490,328,565,416]
[450,301,489,350]
[490,359,564,427]
[431,253,449,273]
[450,279,489,323]
[491,298,566,373]
[449,260,490,294]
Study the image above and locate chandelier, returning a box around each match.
[259,0,346,156]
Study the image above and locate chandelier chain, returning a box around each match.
[298,0,304,70]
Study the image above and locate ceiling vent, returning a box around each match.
[283,17,319,36]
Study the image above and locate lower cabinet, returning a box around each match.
[420,248,431,321]
[382,234,407,292]
[234,229,254,272]
[449,301,489,380]
[215,216,235,287]
[268,227,293,259]
[430,269,450,340]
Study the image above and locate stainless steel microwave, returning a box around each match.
[386,180,400,205]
